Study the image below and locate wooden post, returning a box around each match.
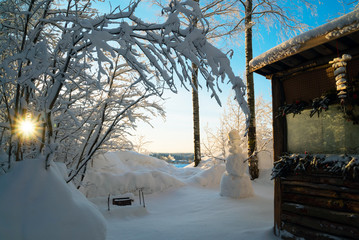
[270,75,287,236]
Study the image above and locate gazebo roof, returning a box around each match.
[250,9,359,77]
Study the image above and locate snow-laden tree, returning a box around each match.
[238,0,317,179]
[58,53,165,185]
[203,95,272,162]
[153,0,318,178]
[0,0,249,182]
[132,135,153,154]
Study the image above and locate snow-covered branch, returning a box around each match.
[0,0,248,181]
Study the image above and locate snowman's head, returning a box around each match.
[228,129,240,142]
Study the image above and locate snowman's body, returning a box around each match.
[220,130,254,199]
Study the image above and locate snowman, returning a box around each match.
[220,130,254,198]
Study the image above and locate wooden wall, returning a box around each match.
[281,57,359,104]
[270,58,359,239]
[280,172,359,240]
[282,66,335,104]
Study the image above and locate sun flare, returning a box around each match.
[16,117,37,138]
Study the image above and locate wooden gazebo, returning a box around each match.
[250,9,359,240]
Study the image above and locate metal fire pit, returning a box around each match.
[107,189,145,211]
[112,197,133,206]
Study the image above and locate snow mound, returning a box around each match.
[82,152,270,198]
[187,163,226,188]
[0,158,106,240]
[81,151,185,197]
[93,151,176,173]
[185,157,225,169]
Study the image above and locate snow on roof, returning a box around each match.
[250,9,359,72]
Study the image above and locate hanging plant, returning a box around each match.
[276,101,307,118]
[272,154,359,180]
[310,95,333,117]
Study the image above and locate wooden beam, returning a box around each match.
[282,202,359,228]
[274,178,282,236]
[297,48,319,60]
[268,62,285,71]
[312,44,335,56]
[281,173,359,189]
[282,211,359,239]
[347,31,359,44]
[281,222,351,240]
[270,47,359,78]
[282,192,359,212]
[271,75,287,236]
[271,76,287,161]
[282,184,359,202]
[280,56,302,67]
[338,36,358,48]
[326,38,350,51]
[282,180,359,196]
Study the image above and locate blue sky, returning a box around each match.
[94,0,357,153]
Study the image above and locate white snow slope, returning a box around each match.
[0,151,276,240]
[0,158,106,240]
[84,151,277,240]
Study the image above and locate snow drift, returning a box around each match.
[81,151,185,197]
[97,152,275,240]
[0,151,275,240]
[80,151,234,198]
[187,163,226,188]
[81,150,273,198]
[0,158,106,240]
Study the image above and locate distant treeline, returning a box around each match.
[150,153,194,162]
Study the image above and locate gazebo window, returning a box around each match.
[287,105,359,154]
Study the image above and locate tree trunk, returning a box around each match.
[192,62,201,167]
[245,0,259,179]
[192,0,201,167]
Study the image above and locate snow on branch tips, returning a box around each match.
[83,0,249,126]
[0,0,248,179]
[157,0,249,125]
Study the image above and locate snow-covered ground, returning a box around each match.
[84,151,277,240]
[103,183,276,240]
[0,151,277,240]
